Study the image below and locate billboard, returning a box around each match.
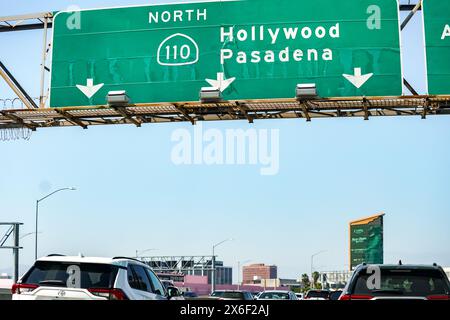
[50,0,403,108]
[349,213,384,270]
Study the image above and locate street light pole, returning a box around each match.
[211,238,233,294]
[35,187,76,260]
[237,259,251,290]
[135,248,157,258]
[311,250,326,289]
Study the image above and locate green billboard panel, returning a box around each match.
[350,214,384,270]
[50,0,403,108]
[423,0,450,95]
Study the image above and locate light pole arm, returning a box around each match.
[38,188,73,203]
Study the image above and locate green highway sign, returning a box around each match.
[423,0,450,95]
[50,0,403,108]
[350,214,384,270]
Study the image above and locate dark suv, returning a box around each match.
[340,263,450,300]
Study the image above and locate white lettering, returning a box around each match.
[283,27,298,40]
[442,24,450,40]
[307,49,318,61]
[264,50,275,63]
[197,8,207,21]
[221,26,234,42]
[251,51,261,63]
[301,27,312,39]
[149,8,207,24]
[330,23,340,38]
[293,49,303,61]
[268,28,280,44]
[186,9,194,21]
[279,47,289,62]
[173,10,183,22]
[237,29,248,41]
[315,26,326,38]
[220,49,233,64]
[237,51,247,64]
[161,11,171,23]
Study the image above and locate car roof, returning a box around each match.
[36,255,148,268]
[356,264,443,270]
[261,290,290,293]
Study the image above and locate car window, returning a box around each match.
[145,268,166,296]
[353,268,450,297]
[22,261,119,289]
[127,265,140,290]
[306,290,329,299]
[130,265,153,293]
[259,292,290,299]
[221,292,244,299]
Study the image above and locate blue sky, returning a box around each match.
[1,0,449,281]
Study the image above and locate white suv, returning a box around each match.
[12,255,180,300]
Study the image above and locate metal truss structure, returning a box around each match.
[2,1,448,132]
[140,256,215,274]
[0,222,23,282]
[0,96,449,130]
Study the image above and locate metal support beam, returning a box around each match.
[300,101,311,122]
[422,98,430,119]
[13,224,20,283]
[363,98,370,121]
[0,12,53,32]
[174,104,196,125]
[404,78,419,96]
[0,111,36,131]
[235,101,254,123]
[0,61,38,109]
[0,222,23,283]
[39,18,50,108]
[112,106,142,127]
[54,109,88,129]
[401,1,422,30]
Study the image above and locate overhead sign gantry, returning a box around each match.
[0,1,450,133]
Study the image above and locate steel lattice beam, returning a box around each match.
[0,96,449,130]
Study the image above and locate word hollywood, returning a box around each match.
[220,23,340,65]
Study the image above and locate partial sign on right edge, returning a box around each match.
[423,0,450,95]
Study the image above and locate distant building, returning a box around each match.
[192,260,233,285]
[243,263,277,284]
[259,278,301,289]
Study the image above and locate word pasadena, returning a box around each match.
[220,47,333,65]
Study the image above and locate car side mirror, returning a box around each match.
[167,286,180,299]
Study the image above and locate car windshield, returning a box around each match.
[22,261,119,289]
[212,291,244,299]
[259,292,290,300]
[306,291,329,299]
[353,268,450,297]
